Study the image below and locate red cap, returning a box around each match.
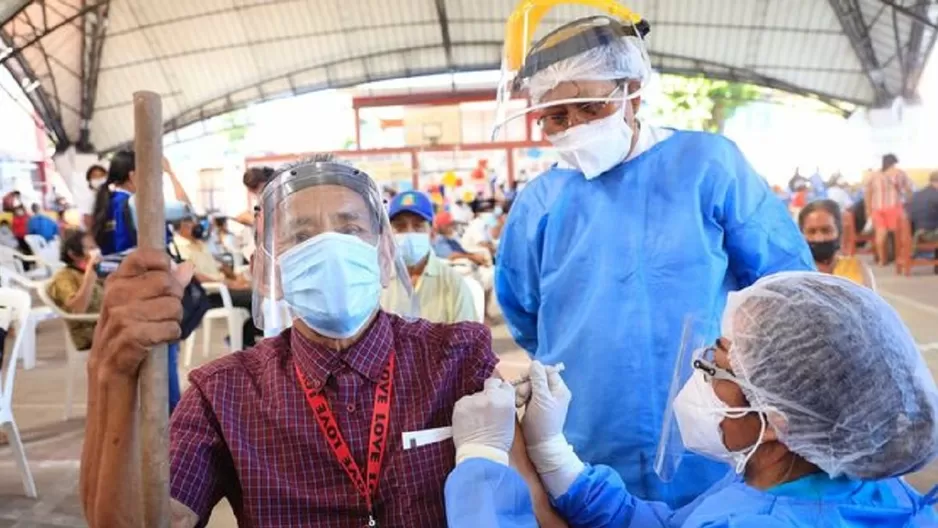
[435,211,454,228]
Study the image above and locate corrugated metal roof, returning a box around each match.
[1,0,936,152]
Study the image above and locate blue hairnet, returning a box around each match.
[722,272,938,479]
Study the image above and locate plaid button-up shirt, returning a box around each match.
[169,312,497,527]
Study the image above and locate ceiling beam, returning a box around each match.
[0,0,32,26]
[827,0,892,106]
[433,0,454,69]
[0,28,68,147]
[100,42,865,153]
[0,1,105,67]
[877,0,938,30]
[77,0,110,152]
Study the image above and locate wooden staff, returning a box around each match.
[133,91,170,527]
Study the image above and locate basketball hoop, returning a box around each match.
[422,123,443,146]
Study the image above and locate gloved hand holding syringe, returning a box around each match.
[401,363,566,450]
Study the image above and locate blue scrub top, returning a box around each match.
[27,214,59,241]
[99,190,186,256]
[495,130,815,507]
[445,459,938,528]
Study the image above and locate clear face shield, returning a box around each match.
[251,159,417,338]
[654,314,722,481]
[491,0,651,143]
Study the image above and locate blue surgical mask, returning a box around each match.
[395,232,431,267]
[279,232,381,339]
[494,206,504,217]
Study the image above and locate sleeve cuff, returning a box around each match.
[455,444,510,467]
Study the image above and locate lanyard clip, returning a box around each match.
[368,512,377,527]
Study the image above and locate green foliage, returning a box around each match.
[654,75,762,133]
[223,111,248,147]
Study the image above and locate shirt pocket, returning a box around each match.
[390,440,455,505]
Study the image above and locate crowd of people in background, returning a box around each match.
[0,155,508,379]
[775,154,938,272]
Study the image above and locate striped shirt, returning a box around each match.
[866,168,912,211]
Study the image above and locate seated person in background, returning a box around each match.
[434,212,495,309]
[491,200,510,240]
[27,203,59,242]
[451,198,474,225]
[172,214,255,349]
[381,191,478,324]
[0,220,18,249]
[56,210,68,234]
[11,205,30,252]
[80,155,564,527]
[46,230,102,350]
[906,171,938,256]
[461,203,498,262]
[207,216,239,260]
[799,199,873,288]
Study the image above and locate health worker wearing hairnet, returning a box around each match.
[445,272,938,527]
[492,0,814,506]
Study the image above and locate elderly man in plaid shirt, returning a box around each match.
[80,157,564,528]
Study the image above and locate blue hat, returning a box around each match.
[388,191,434,223]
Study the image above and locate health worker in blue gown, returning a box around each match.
[445,273,938,527]
[491,7,814,506]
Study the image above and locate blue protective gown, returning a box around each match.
[444,459,938,528]
[495,130,815,507]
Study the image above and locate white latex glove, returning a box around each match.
[452,378,516,466]
[522,361,585,498]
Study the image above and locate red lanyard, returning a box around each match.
[294,351,395,527]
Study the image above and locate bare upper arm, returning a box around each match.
[492,365,569,527]
[171,498,200,528]
[861,262,877,291]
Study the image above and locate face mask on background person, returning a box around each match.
[395,232,431,267]
[494,206,504,217]
[89,178,106,190]
[672,370,770,474]
[547,95,634,180]
[279,232,382,339]
[808,239,839,262]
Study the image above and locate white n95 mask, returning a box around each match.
[395,232,431,267]
[673,370,768,474]
[547,105,634,180]
[279,232,382,339]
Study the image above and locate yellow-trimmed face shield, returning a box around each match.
[492,0,651,142]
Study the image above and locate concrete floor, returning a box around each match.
[1,264,937,527]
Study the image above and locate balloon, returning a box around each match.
[442,171,459,187]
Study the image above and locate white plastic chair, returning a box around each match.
[0,266,60,370]
[0,245,48,281]
[0,287,39,497]
[183,282,251,367]
[463,276,486,323]
[24,234,61,272]
[35,281,98,420]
